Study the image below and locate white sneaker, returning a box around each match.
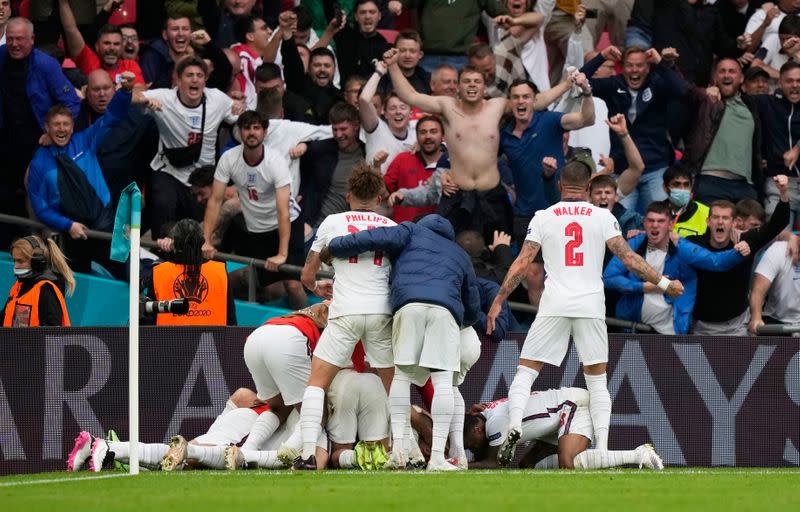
[636,444,664,470]
[497,426,521,467]
[89,438,109,473]
[224,445,244,470]
[448,452,468,470]
[383,450,407,470]
[67,431,93,471]
[427,458,459,471]
[277,444,299,468]
[161,435,188,471]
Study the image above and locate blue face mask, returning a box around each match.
[14,268,32,279]
[670,188,691,207]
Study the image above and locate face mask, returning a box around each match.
[14,268,32,279]
[670,188,691,207]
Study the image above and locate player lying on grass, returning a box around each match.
[463,387,664,470]
[227,368,390,470]
[66,388,329,472]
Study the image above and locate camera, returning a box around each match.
[142,298,190,315]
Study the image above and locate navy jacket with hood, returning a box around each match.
[328,214,481,327]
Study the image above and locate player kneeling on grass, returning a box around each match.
[463,387,663,470]
[67,388,263,472]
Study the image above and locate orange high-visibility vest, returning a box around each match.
[3,280,70,327]
[152,261,228,326]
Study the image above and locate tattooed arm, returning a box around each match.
[486,240,541,334]
[606,235,684,297]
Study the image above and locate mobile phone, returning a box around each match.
[754,47,768,61]
[585,8,599,19]
[332,3,343,27]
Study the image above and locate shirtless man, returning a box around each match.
[384,47,592,241]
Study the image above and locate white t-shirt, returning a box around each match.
[754,241,800,324]
[526,200,621,318]
[745,9,789,45]
[363,120,416,175]
[311,211,395,318]
[568,98,610,168]
[265,119,331,197]
[761,34,790,72]
[214,145,298,233]
[640,247,675,334]
[144,87,238,186]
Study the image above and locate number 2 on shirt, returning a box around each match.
[346,224,383,265]
[564,222,584,267]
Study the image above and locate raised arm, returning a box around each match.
[532,76,572,111]
[359,60,386,132]
[58,0,86,58]
[312,10,346,51]
[606,235,684,297]
[605,114,644,196]
[384,48,449,114]
[748,273,771,334]
[559,72,594,130]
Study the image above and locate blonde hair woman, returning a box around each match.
[3,236,75,327]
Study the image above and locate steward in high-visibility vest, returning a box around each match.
[145,219,237,326]
[2,236,75,327]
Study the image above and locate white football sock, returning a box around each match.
[187,444,226,469]
[573,449,637,469]
[283,419,302,451]
[107,442,168,467]
[584,372,611,450]
[299,386,325,459]
[242,449,282,469]
[407,422,422,458]
[534,454,559,469]
[338,450,355,468]
[507,365,539,429]
[448,387,466,460]
[222,399,237,414]
[241,410,280,450]
[389,370,411,455]
[429,371,454,464]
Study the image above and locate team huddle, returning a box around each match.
[66,159,670,473]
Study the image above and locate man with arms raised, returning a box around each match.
[486,161,684,466]
[385,47,591,240]
[294,164,396,470]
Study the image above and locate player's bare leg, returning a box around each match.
[296,356,341,469]
[498,358,544,466]
[583,362,611,451]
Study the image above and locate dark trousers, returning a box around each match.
[693,174,758,205]
[148,171,203,239]
[235,219,306,286]
[438,183,513,244]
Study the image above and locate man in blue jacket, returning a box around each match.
[581,45,687,213]
[0,17,80,247]
[323,214,481,471]
[27,72,140,278]
[603,201,749,334]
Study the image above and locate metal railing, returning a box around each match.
[12,212,797,336]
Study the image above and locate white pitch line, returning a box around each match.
[0,473,132,488]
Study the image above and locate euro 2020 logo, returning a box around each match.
[172,272,210,304]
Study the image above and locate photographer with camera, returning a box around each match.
[142,219,236,326]
[3,236,75,327]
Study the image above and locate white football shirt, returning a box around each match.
[144,87,238,185]
[526,200,621,318]
[311,211,396,318]
[265,119,331,197]
[755,241,800,324]
[363,120,416,175]
[214,146,299,233]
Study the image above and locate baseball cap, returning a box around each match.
[744,66,770,82]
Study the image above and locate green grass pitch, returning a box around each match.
[1,469,799,512]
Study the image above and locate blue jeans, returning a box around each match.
[419,54,468,74]
[624,26,652,49]
[619,167,668,214]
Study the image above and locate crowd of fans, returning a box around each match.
[2,0,800,335]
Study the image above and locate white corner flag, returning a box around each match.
[110,182,142,475]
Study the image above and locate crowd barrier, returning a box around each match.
[0,328,797,474]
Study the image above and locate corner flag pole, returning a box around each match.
[127,191,141,475]
[110,183,142,475]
